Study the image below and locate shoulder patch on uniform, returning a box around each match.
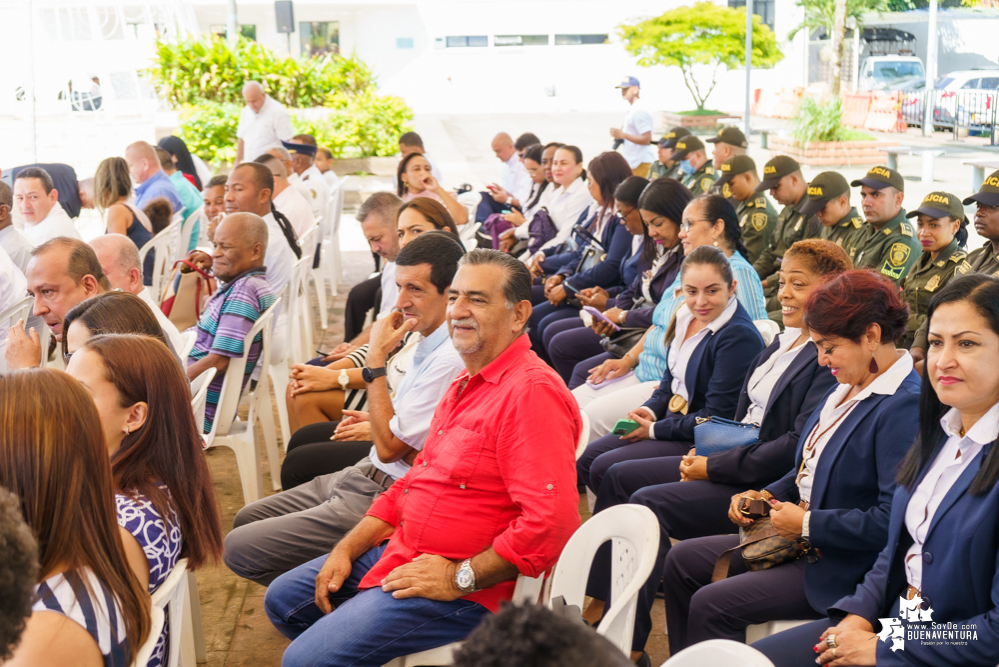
[755,196,767,208]
[701,177,715,193]
[957,259,974,276]
[851,217,864,229]
[880,260,905,281]
[889,242,912,267]
[704,166,715,175]
[949,250,968,262]
[925,275,941,292]
[899,222,914,237]
[751,212,768,232]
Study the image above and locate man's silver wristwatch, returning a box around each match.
[455,559,476,594]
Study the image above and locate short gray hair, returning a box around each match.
[220,212,269,247]
[357,192,403,228]
[458,249,532,307]
[90,233,141,275]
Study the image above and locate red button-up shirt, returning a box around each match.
[359,335,581,612]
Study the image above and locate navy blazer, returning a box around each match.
[612,246,684,331]
[540,207,593,270]
[558,214,630,291]
[642,301,764,442]
[765,366,921,616]
[706,339,838,489]
[832,436,999,666]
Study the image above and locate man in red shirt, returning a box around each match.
[264,249,582,667]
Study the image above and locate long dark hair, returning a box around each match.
[898,274,999,495]
[397,152,430,197]
[523,144,550,210]
[270,202,302,259]
[692,194,750,260]
[588,152,633,221]
[614,176,654,262]
[638,177,691,261]
[397,197,458,235]
[158,136,202,190]
[62,291,168,360]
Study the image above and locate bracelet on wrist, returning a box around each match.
[618,310,628,325]
[625,352,638,368]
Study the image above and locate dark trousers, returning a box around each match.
[344,276,382,343]
[663,535,822,653]
[528,302,580,365]
[751,618,835,667]
[576,434,690,495]
[475,191,507,223]
[569,351,614,389]
[281,422,373,490]
[546,320,607,386]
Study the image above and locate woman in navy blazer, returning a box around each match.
[579,240,852,660]
[661,270,921,655]
[756,274,999,667]
[576,245,765,496]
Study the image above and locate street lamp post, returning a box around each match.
[227,0,238,44]
[745,0,753,138]
[922,0,938,136]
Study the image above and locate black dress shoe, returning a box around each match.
[634,651,651,667]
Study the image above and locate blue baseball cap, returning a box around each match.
[281,140,317,158]
[615,76,640,89]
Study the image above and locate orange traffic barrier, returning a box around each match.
[842,93,873,128]
[864,91,905,133]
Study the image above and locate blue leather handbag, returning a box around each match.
[694,417,760,456]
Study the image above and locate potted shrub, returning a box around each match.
[769,96,898,165]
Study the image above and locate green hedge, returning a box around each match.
[150,35,414,165]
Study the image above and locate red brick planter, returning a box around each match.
[769,136,898,166]
[661,111,741,129]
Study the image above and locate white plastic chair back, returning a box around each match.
[130,605,165,667]
[37,324,53,368]
[179,205,204,258]
[178,330,197,361]
[269,260,311,447]
[149,558,198,667]
[753,319,781,346]
[322,176,350,293]
[190,367,217,431]
[138,218,184,306]
[0,295,32,328]
[745,619,812,644]
[576,410,591,460]
[547,504,659,655]
[662,639,775,666]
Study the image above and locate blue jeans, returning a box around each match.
[265,544,490,666]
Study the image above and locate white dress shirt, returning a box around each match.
[537,176,595,252]
[323,169,341,189]
[743,328,807,425]
[664,296,739,403]
[371,322,465,480]
[289,169,329,225]
[798,351,914,537]
[23,203,80,247]
[236,96,294,163]
[903,402,999,591]
[273,184,315,239]
[514,182,553,241]
[378,261,398,319]
[0,224,33,273]
[137,287,185,355]
[501,153,532,206]
[621,100,656,168]
[261,212,296,296]
[0,246,28,368]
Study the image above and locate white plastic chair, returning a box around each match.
[178,205,204,259]
[380,574,545,667]
[203,298,282,503]
[178,330,197,362]
[547,504,659,656]
[745,619,812,644]
[138,218,184,306]
[130,605,166,667]
[190,367,217,433]
[149,558,199,667]
[662,639,775,666]
[321,176,350,303]
[298,223,328,334]
[0,295,32,328]
[576,410,591,460]
[753,319,781,346]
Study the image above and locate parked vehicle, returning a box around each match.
[858,56,925,91]
[899,69,999,134]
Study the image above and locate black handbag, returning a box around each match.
[599,327,646,358]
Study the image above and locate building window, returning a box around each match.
[301,21,339,57]
[554,34,608,45]
[727,0,775,30]
[209,24,257,40]
[494,34,549,46]
[397,37,414,49]
[446,35,488,47]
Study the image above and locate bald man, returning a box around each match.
[125,141,183,213]
[476,132,532,225]
[90,233,185,352]
[186,212,277,432]
[236,81,294,166]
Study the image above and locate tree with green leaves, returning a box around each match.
[619,2,784,111]
[787,0,887,41]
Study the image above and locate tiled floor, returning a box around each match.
[195,248,670,666]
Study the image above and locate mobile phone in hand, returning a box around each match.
[612,419,640,436]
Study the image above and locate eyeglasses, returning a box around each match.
[616,205,636,218]
[680,219,713,232]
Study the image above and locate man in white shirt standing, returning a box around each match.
[0,182,32,272]
[610,76,656,178]
[235,81,295,165]
[475,132,533,224]
[89,233,185,353]
[285,136,331,226]
[255,153,315,239]
[13,168,81,247]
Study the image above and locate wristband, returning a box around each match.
[618,310,628,325]
[625,351,639,368]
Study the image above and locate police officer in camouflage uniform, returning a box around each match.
[673,136,717,196]
[799,172,864,251]
[848,166,920,284]
[910,169,999,367]
[898,191,968,349]
[714,155,777,264]
[650,127,692,180]
[752,155,821,322]
[706,126,748,201]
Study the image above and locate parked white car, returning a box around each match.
[859,56,925,91]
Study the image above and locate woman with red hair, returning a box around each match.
[660,269,921,654]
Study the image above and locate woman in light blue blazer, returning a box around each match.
[756,273,999,667]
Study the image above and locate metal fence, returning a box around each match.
[899,89,999,144]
